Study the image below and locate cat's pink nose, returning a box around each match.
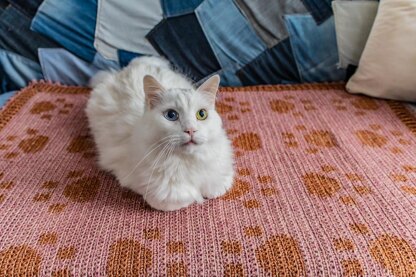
[184,128,196,136]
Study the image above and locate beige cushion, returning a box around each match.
[346,0,416,102]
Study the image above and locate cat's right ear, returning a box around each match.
[143,75,166,109]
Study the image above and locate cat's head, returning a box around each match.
[142,74,223,154]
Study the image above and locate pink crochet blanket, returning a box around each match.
[0,82,415,276]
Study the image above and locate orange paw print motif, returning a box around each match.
[330,95,380,117]
[351,97,380,117]
[0,172,15,204]
[345,221,416,277]
[1,128,49,159]
[255,234,305,276]
[355,125,413,154]
[216,95,252,121]
[225,131,262,158]
[30,98,74,120]
[270,95,317,118]
[67,135,96,159]
[390,165,416,196]
[106,239,153,276]
[281,126,339,155]
[302,165,372,206]
[32,170,101,214]
[221,168,277,210]
[0,232,77,276]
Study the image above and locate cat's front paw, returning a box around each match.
[202,175,234,199]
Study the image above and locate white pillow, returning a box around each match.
[346,0,416,102]
[332,1,379,68]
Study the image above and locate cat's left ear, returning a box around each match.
[197,75,220,107]
[143,75,166,109]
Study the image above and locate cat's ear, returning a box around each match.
[143,75,166,109]
[197,75,220,106]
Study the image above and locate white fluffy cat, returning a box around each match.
[86,56,234,211]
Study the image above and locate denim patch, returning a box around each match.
[299,0,332,24]
[195,0,266,71]
[31,0,97,62]
[146,13,221,81]
[284,14,345,82]
[0,6,59,62]
[0,50,43,93]
[234,0,307,47]
[39,48,120,86]
[9,0,44,17]
[237,38,301,85]
[0,91,16,108]
[161,0,203,17]
[118,50,142,67]
[94,0,161,60]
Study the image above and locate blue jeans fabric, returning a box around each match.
[0,90,16,108]
[195,0,266,71]
[9,0,44,17]
[0,5,59,62]
[118,50,142,67]
[31,0,97,62]
[146,13,221,81]
[300,0,332,24]
[237,38,300,85]
[161,0,203,17]
[284,15,345,82]
[39,48,119,86]
[234,0,307,47]
[0,50,43,93]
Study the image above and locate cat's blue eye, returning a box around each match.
[164,109,179,121]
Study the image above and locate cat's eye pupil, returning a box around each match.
[196,109,208,120]
[168,110,175,118]
[164,109,178,121]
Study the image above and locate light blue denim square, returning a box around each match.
[0,91,16,108]
[39,48,119,86]
[31,0,97,62]
[0,50,43,93]
[284,14,345,82]
[195,0,266,71]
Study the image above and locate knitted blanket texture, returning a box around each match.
[0,82,415,276]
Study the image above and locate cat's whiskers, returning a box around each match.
[119,135,179,181]
[143,139,178,201]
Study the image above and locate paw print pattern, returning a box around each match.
[216,96,253,122]
[31,170,101,214]
[224,130,262,158]
[281,127,339,155]
[0,172,14,204]
[270,96,319,118]
[389,165,416,196]
[329,96,380,117]
[355,125,413,154]
[30,99,75,120]
[255,234,305,276]
[221,168,277,211]
[0,232,77,276]
[1,128,49,159]
[67,135,96,159]
[302,165,373,206]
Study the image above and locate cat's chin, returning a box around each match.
[180,141,201,154]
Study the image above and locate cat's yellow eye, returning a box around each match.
[196,109,208,120]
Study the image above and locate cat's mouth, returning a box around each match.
[183,140,197,146]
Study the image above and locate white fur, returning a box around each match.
[86,56,234,211]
